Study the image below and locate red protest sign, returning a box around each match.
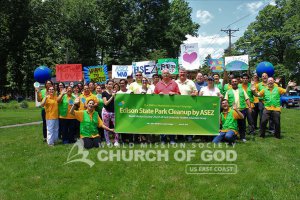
[56,64,82,81]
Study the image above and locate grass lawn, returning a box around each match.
[0,108,41,126]
[0,102,42,126]
[0,109,299,199]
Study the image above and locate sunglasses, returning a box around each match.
[136,74,142,76]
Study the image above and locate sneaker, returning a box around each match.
[48,144,54,147]
[187,136,193,142]
[63,140,69,144]
[170,141,176,145]
[107,142,112,147]
[114,141,120,147]
[268,130,275,134]
[241,139,247,143]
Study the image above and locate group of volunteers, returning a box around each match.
[35,68,296,148]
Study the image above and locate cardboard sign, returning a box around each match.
[56,64,82,81]
[209,58,224,72]
[157,58,179,75]
[225,55,249,71]
[132,61,157,78]
[179,43,200,70]
[83,65,109,84]
[112,65,133,79]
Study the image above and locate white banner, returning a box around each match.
[225,55,249,71]
[179,43,200,70]
[112,65,133,79]
[132,61,157,78]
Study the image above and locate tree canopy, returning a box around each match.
[0,0,199,97]
[234,0,300,82]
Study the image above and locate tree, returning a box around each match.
[163,0,200,58]
[234,0,300,82]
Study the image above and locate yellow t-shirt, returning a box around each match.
[79,93,98,110]
[241,84,254,108]
[44,96,58,120]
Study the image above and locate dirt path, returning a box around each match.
[0,121,42,129]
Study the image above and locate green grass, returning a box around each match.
[0,109,299,199]
[0,108,41,126]
[0,101,41,126]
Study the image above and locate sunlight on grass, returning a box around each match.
[0,109,299,199]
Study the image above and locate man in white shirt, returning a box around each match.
[175,68,197,96]
[175,68,197,142]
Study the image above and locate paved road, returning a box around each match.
[0,121,42,129]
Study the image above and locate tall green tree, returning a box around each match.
[163,0,200,58]
[235,0,300,82]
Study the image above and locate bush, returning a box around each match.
[7,101,19,109]
[0,100,31,109]
[19,101,29,108]
[0,103,8,109]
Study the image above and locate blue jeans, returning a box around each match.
[213,130,236,144]
[161,135,175,143]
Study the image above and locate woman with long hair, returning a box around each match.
[102,80,119,146]
[40,86,59,146]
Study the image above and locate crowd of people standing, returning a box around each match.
[35,68,296,148]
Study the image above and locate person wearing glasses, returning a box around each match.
[129,71,143,94]
[141,77,153,94]
[117,79,133,94]
[40,86,59,146]
[199,76,222,97]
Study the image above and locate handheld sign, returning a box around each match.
[33,82,40,88]
[56,64,82,81]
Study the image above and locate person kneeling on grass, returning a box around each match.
[213,99,244,144]
[70,98,114,149]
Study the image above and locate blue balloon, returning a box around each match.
[34,66,52,83]
[256,61,275,77]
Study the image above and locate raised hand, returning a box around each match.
[232,102,238,110]
[288,81,296,87]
